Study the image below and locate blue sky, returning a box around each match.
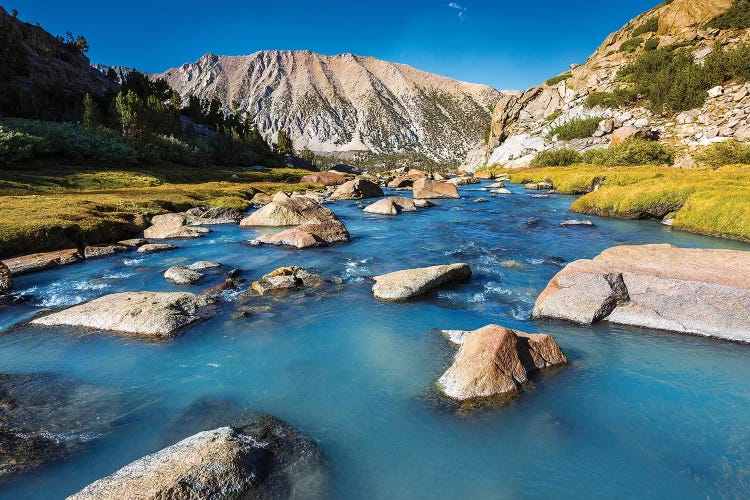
[12,0,659,90]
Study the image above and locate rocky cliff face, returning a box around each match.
[471,0,749,169]
[157,50,504,162]
[0,7,118,121]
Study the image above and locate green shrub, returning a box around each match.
[530,148,582,167]
[546,72,572,86]
[585,88,638,108]
[620,37,644,53]
[644,37,660,51]
[707,0,750,29]
[581,139,675,166]
[632,17,659,37]
[545,110,562,122]
[0,127,48,164]
[695,140,750,167]
[0,118,137,164]
[549,117,602,140]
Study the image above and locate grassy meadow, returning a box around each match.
[510,165,750,242]
[0,162,315,257]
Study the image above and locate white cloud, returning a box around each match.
[448,2,466,21]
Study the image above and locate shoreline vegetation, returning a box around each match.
[509,164,750,242]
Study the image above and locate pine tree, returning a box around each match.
[277,129,293,154]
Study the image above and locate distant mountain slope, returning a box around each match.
[0,6,117,121]
[472,0,749,169]
[157,50,504,162]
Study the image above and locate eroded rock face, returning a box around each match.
[330,179,384,200]
[241,198,349,249]
[2,249,83,276]
[533,244,750,341]
[412,178,460,199]
[69,417,329,500]
[251,267,325,295]
[0,262,12,297]
[363,197,417,215]
[31,292,214,338]
[372,263,472,301]
[301,171,347,186]
[437,325,567,404]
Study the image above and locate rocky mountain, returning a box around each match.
[157,50,504,162]
[470,0,750,169]
[0,6,118,121]
[91,64,142,84]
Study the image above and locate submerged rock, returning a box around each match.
[143,213,210,239]
[412,178,460,199]
[0,373,123,480]
[136,243,177,254]
[560,220,594,227]
[241,198,349,249]
[372,263,472,301]
[330,179,383,200]
[2,249,83,275]
[31,292,214,338]
[69,417,329,500]
[532,244,750,341]
[363,197,417,215]
[251,267,325,295]
[437,325,567,404]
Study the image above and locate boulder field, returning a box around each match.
[69,416,329,500]
[437,325,567,404]
[240,197,350,249]
[532,244,750,341]
[372,263,472,301]
[31,292,214,338]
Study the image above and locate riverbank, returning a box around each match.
[509,165,750,242]
[0,162,315,257]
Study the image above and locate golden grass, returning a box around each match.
[0,164,318,257]
[510,165,750,242]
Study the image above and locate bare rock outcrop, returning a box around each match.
[533,244,750,341]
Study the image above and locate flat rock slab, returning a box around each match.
[32,292,214,338]
[84,244,128,259]
[137,243,177,254]
[437,324,567,404]
[532,244,750,341]
[2,249,83,275]
[69,417,329,500]
[372,263,471,301]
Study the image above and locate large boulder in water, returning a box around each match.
[330,179,383,200]
[437,325,567,404]
[31,292,214,338]
[372,263,472,301]
[69,417,329,500]
[240,198,349,249]
[532,244,750,341]
[363,197,417,215]
[412,178,460,199]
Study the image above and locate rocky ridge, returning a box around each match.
[157,50,504,162]
[467,0,750,168]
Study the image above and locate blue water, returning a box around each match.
[2,182,750,499]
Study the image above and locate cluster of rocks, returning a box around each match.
[250,267,325,295]
[241,196,350,249]
[143,206,242,239]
